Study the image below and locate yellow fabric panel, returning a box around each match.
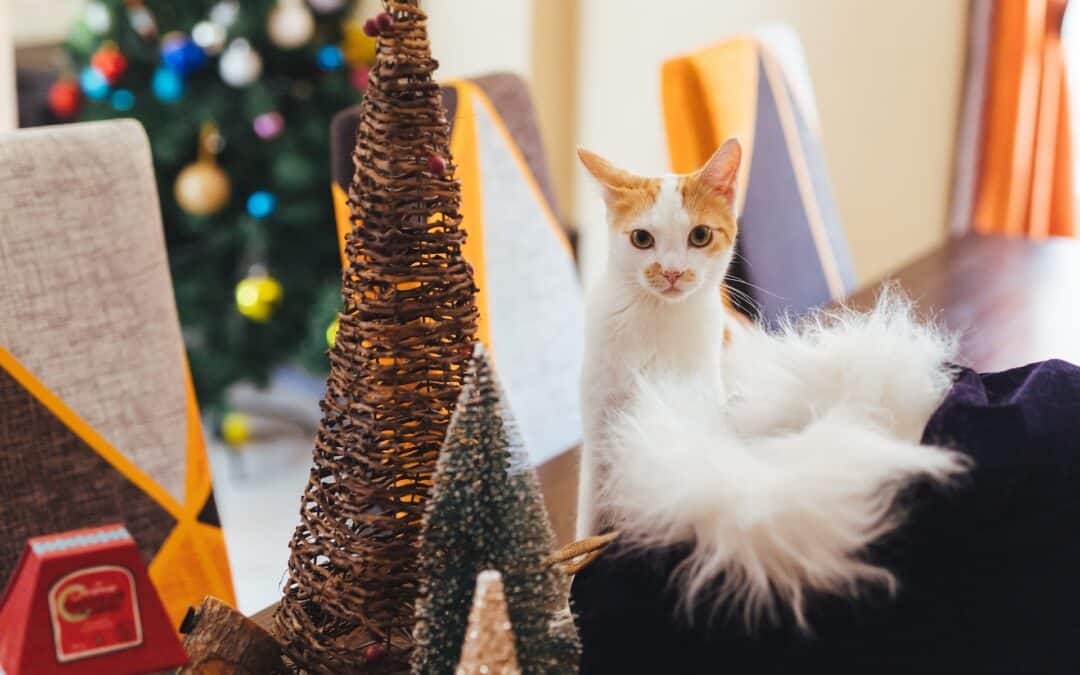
[662,57,716,174]
[331,182,351,270]
[446,81,491,351]
[149,521,236,629]
[662,38,759,213]
[179,364,237,612]
[182,367,211,511]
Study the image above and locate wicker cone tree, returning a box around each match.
[456,571,522,675]
[274,1,477,672]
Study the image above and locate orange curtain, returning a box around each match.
[975,0,1075,237]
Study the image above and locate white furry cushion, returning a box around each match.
[599,291,970,628]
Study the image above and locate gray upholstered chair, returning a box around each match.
[0,120,234,624]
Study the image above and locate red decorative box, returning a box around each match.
[0,524,187,674]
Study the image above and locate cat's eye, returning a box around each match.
[688,225,713,248]
[630,229,655,249]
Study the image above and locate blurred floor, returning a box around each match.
[208,432,311,614]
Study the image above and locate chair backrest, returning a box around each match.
[662,27,857,323]
[331,73,585,470]
[0,120,234,624]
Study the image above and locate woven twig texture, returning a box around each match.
[274,1,478,672]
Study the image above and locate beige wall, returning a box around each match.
[428,0,580,224]
[426,0,535,80]
[574,0,969,287]
[10,0,81,46]
[13,0,968,287]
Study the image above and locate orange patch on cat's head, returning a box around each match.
[678,139,741,256]
[577,148,661,228]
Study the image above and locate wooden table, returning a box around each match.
[252,233,1080,627]
[845,233,1080,372]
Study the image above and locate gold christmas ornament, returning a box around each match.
[174,163,230,216]
[174,122,231,216]
[341,19,377,65]
[456,571,521,675]
[235,275,283,322]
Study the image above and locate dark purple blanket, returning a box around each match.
[571,360,1080,675]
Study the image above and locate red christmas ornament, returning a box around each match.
[375,12,394,32]
[350,64,370,92]
[47,79,82,119]
[426,154,447,175]
[363,643,387,663]
[91,47,128,84]
[362,18,380,37]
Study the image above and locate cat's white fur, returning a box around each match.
[578,143,969,628]
[577,171,734,538]
[605,292,968,627]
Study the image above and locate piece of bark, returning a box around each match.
[176,596,285,674]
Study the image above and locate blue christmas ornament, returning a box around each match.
[79,67,110,100]
[152,67,184,102]
[161,34,207,76]
[316,45,345,71]
[247,191,277,219]
[110,89,135,111]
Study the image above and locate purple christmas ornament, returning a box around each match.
[253,112,285,140]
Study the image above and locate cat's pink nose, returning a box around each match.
[662,269,684,285]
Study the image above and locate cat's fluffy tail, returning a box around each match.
[601,290,969,629]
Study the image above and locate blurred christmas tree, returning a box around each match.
[50,0,377,412]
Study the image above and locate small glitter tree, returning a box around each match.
[274,1,477,672]
[456,571,521,675]
[412,345,581,675]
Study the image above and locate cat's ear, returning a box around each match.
[577,148,647,192]
[699,138,742,203]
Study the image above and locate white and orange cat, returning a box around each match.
[575,140,965,627]
[576,139,743,537]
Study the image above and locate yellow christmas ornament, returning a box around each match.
[235,274,283,322]
[221,411,252,446]
[175,122,231,216]
[326,317,340,347]
[342,19,377,65]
